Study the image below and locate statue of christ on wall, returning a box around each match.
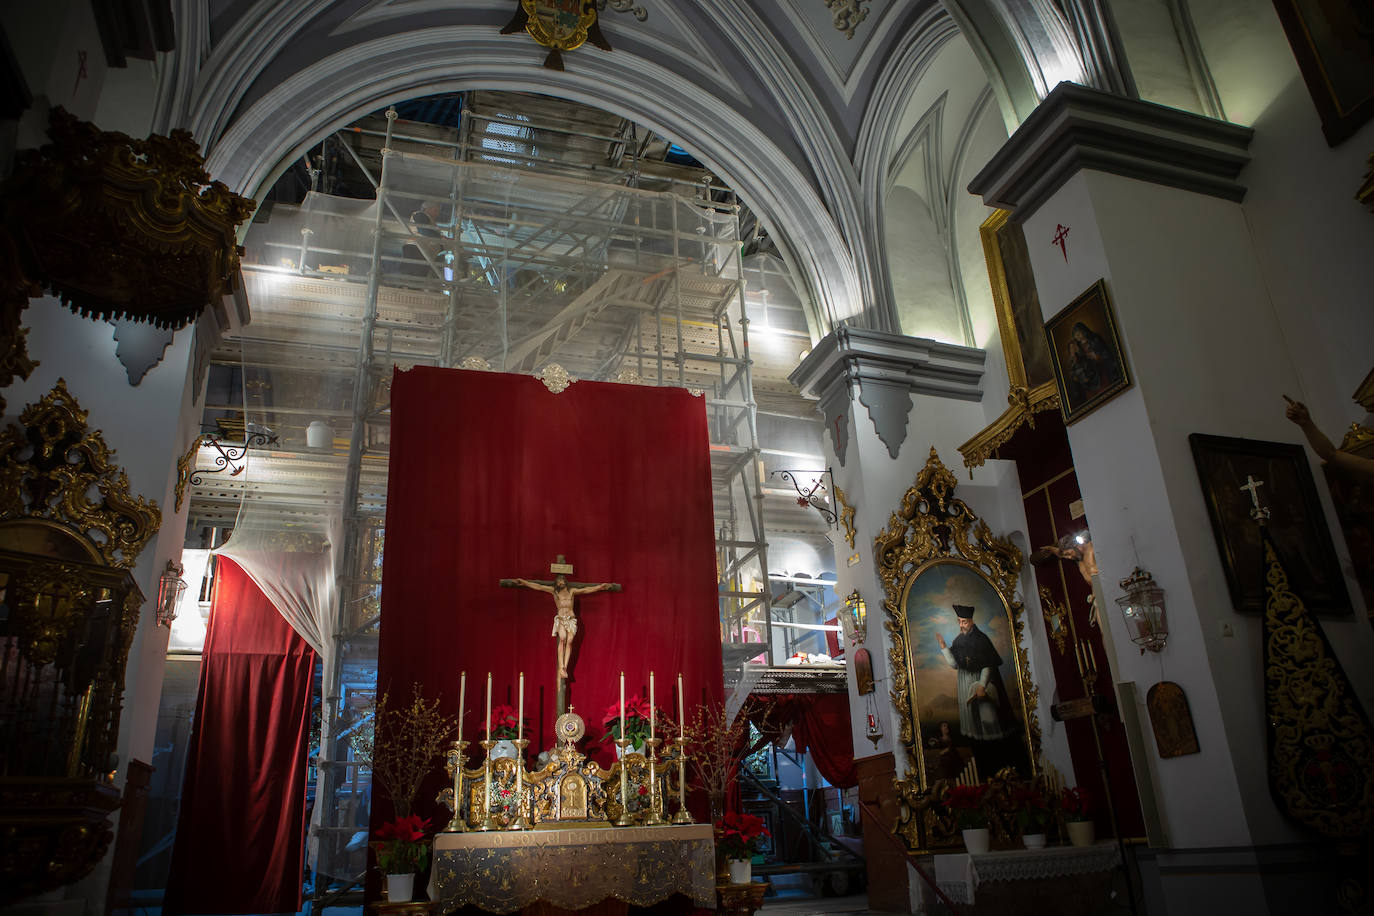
[500,555,621,693]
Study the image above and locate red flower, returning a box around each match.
[716,811,770,859]
[637,785,649,796]
[946,784,988,811]
[1061,786,1091,820]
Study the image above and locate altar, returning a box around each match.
[925,842,1120,915]
[429,824,716,914]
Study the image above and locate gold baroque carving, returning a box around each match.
[824,0,871,39]
[1038,586,1070,655]
[876,448,1041,853]
[0,108,255,331]
[958,381,1061,469]
[1261,535,1374,838]
[0,379,161,568]
[835,485,857,549]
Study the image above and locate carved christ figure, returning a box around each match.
[502,571,620,679]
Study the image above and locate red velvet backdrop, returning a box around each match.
[164,558,316,916]
[748,695,857,789]
[376,367,723,826]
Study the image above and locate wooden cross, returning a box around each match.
[499,555,621,714]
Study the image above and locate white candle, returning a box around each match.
[458,671,466,746]
[649,671,655,742]
[677,673,684,736]
[619,671,625,741]
[517,671,524,741]
[485,671,492,742]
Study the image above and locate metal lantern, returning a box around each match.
[842,589,867,644]
[1115,567,1167,653]
[156,560,189,628]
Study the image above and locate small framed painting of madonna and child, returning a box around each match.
[1044,279,1132,424]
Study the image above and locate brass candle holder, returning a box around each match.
[642,737,666,826]
[507,738,530,830]
[443,740,470,832]
[612,738,634,826]
[476,739,499,831]
[672,739,693,824]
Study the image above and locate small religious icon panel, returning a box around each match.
[1146,681,1200,758]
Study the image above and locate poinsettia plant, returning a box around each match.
[945,783,989,830]
[489,704,524,740]
[371,814,431,875]
[1061,785,1091,823]
[602,693,655,747]
[716,811,770,861]
[1012,785,1052,832]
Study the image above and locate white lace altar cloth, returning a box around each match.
[429,823,716,913]
[933,842,1120,905]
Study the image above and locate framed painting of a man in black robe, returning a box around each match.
[902,559,1034,784]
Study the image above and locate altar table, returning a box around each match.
[928,842,1120,914]
[430,824,716,915]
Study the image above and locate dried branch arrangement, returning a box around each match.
[371,684,457,817]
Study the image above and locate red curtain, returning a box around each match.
[748,694,857,790]
[376,367,723,826]
[164,558,316,916]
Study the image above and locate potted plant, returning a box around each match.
[1061,786,1095,846]
[489,704,524,759]
[946,783,991,853]
[368,684,457,817]
[716,811,770,884]
[371,814,431,903]
[602,692,654,756]
[1012,785,1052,848]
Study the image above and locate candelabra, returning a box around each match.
[613,739,634,826]
[642,737,666,826]
[671,740,693,824]
[476,740,499,831]
[507,738,530,830]
[443,740,469,832]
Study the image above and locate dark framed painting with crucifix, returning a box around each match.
[1189,433,1350,616]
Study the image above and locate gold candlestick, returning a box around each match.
[612,738,634,826]
[443,740,470,832]
[642,737,666,826]
[477,739,499,831]
[507,738,530,830]
[672,740,693,824]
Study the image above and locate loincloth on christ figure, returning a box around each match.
[552,613,578,638]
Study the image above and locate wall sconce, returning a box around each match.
[841,589,867,644]
[156,560,188,628]
[1115,567,1167,653]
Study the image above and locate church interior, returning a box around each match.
[1,2,1372,916]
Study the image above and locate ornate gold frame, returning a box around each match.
[958,210,1060,469]
[876,449,1041,851]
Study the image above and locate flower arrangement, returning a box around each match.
[945,783,989,830]
[1061,786,1091,823]
[371,814,431,875]
[602,693,654,747]
[489,704,524,740]
[1012,785,1052,833]
[716,811,770,861]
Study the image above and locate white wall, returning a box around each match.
[1018,167,1374,857]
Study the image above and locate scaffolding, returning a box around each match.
[184,103,776,894]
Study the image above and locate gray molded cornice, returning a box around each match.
[789,327,985,460]
[968,81,1253,217]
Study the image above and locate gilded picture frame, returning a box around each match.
[1044,279,1132,425]
[1271,0,1374,146]
[958,210,1060,469]
[877,448,1041,852]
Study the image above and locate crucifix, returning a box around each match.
[1240,474,1271,522]
[500,555,621,713]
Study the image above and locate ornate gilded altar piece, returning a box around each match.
[0,380,160,903]
[439,706,683,829]
[877,448,1042,853]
